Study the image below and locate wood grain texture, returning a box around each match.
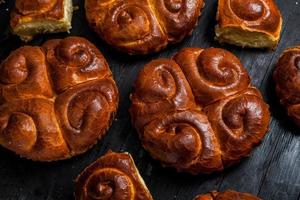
[0,0,299,199]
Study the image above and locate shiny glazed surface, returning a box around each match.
[217,0,282,38]
[130,48,270,174]
[0,36,119,161]
[273,46,300,127]
[75,151,153,200]
[85,0,204,54]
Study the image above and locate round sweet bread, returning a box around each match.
[194,190,261,200]
[0,36,119,161]
[130,47,270,174]
[85,0,205,54]
[273,46,300,126]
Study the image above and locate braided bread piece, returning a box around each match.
[194,190,261,200]
[130,48,270,174]
[85,0,205,54]
[75,151,153,200]
[215,0,282,49]
[273,46,300,127]
[0,36,119,161]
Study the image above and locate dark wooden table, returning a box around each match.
[0,0,299,199]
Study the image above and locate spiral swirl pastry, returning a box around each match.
[194,190,261,200]
[75,151,153,200]
[150,0,204,42]
[85,0,204,54]
[215,0,282,49]
[273,46,300,127]
[204,88,270,164]
[43,37,110,93]
[0,99,69,161]
[173,48,250,106]
[0,46,53,103]
[55,79,118,154]
[0,37,119,161]
[130,59,195,129]
[130,48,270,174]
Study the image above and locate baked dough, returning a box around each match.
[130,48,270,174]
[75,151,153,200]
[215,0,282,49]
[10,0,73,41]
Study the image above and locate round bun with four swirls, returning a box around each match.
[0,36,119,161]
[75,151,153,200]
[273,46,300,126]
[215,0,282,49]
[194,190,261,200]
[85,0,205,55]
[130,47,270,174]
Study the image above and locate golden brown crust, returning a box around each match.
[216,0,282,48]
[85,0,204,54]
[194,190,261,200]
[0,36,119,161]
[273,46,300,126]
[11,0,65,28]
[10,0,73,42]
[130,48,270,174]
[75,151,153,200]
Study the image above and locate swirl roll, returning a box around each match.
[215,0,282,49]
[142,110,222,174]
[43,37,110,93]
[204,88,269,164]
[194,190,261,200]
[0,37,119,161]
[75,151,153,200]
[150,0,204,42]
[85,0,204,54]
[0,46,53,103]
[55,79,118,154]
[273,46,300,126]
[130,59,195,129]
[130,47,270,174]
[174,48,250,106]
[0,99,69,161]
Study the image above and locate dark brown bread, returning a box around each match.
[0,37,119,161]
[130,48,270,174]
[75,151,153,200]
[85,0,205,54]
[194,190,261,200]
[273,46,300,126]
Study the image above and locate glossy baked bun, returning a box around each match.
[10,0,73,42]
[75,151,153,200]
[273,46,300,126]
[130,48,270,174]
[215,0,282,49]
[0,36,119,161]
[85,0,205,55]
[194,190,261,200]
